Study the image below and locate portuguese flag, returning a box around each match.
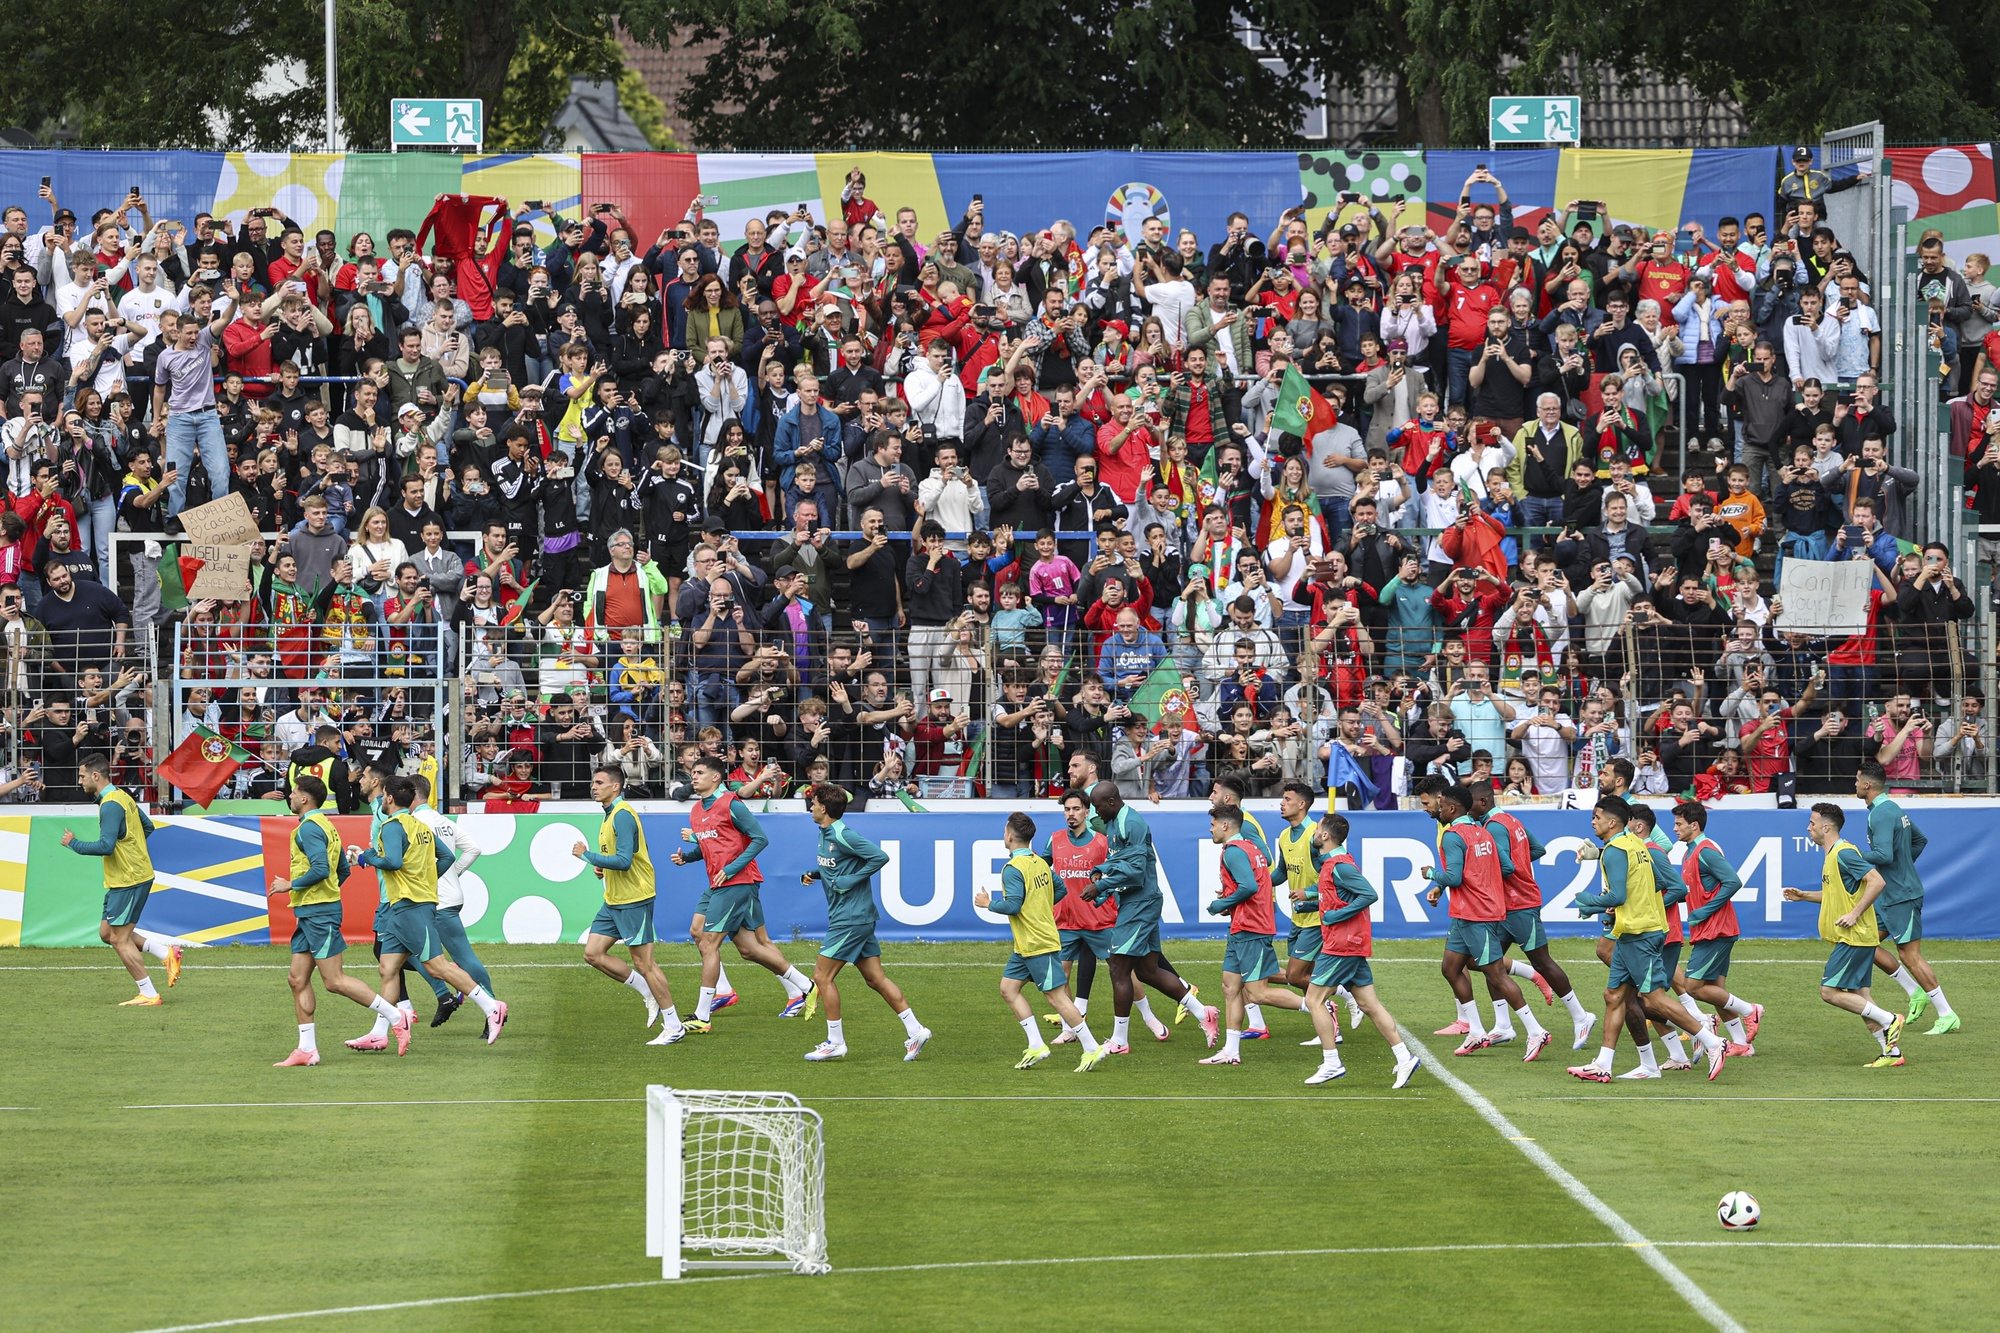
[157,545,207,614]
[1268,364,1337,442]
[159,725,254,808]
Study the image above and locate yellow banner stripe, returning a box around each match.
[182,914,271,945]
[172,854,267,883]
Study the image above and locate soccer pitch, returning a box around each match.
[4,941,1993,1332]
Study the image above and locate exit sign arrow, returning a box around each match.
[396,103,430,137]
[1495,104,1529,135]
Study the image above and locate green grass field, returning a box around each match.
[3,939,1994,1332]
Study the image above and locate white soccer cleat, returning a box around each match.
[1617,1066,1662,1080]
[803,1041,847,1062]
[641,993,661,1030]
[647,1025,688,1046]
[1303,1063,1347,1085]
[1572,1012,1598,1051]
[1196,1050,1240,1066]
[903,1027,932,1062]
[1391,1054,1422,1089]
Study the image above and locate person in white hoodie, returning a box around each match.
[914,441,988,551]
[902,338,966,444]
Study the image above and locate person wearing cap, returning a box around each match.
[1205,210,1267,303]
[1618,228,1693,335]
[909,687,970,778]
[1777,145,1866,214]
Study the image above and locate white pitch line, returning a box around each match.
[1404,1031,1744,1333]
[122,1094,1423,1111]
[122,1238,2000,1332]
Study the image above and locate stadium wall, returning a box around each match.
[8,806,1996,948]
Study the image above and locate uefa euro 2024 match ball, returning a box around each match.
[1717,1191,1760,1230]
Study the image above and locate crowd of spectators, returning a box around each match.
[0,152,1990,808]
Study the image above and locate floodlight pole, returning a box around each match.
[324,0,340,150]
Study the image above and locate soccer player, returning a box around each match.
[266,775,402,1065]
[1467,783,1593,1054]
[353,777,507,1047]
[669,756,816,1030]
[1628,804,1697,1070]
[1306,813,1422,1089]
[1423,785,1547,1057]
[1199,804,1304,1066]
[352,763,452,1033]
[1568,797,1727,1082]
[1671,801,1763,1055]
[573,764,686,1045]
[410,773,497,1027]
[1272,780,1359,1043]
[1086,783,1217,1052]
[976,811,1107,1072]
[1039,790,1161,1042]
[1855,760,1958,1035]
[1784,801,1907,1067]
[1206,775,1274,1034]
[1068,749,1187,1035]
[62,753,180,1004]
[801,783,931,1062]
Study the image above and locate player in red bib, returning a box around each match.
[1423,785,1540,1057]
[1672,801,1763,1056]
[1305,813,1422,1089]
[669,756,816,1030]
[1197,805,1296,1067]
[1038,791,1164,1042]
[1468,783,1598,1052]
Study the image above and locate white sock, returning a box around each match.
[1112,1015,1131,1045]
[1135,995,1159,1026]
[780,966,812,998]
[367,996,397,1021]
[136,976,158,998]
[397,999,415,1017]
[717,964,736,995]
[696,986,715,1021]
[1862,1002,1896,1027]
[1872,1024,1889,1053]
[1456,1000,1487,1039]
[1390,1041,1412,1063]
[1513,1005,1546,1039]
[1724,1017,1748,1043]
[1069,1022,1099,1052]
[1638,1041,1660,1073]
[298,1022,316,1052]
[1662,1031,1688,1062]
[1888,966,1920,998]
[1179,988,1207,1020]
[1021,1015,1044,1045]
[1489,999,1514,1035]
[1723,995,1754,1017]
[1560,991,1590,1024]
[1223,1028,1243,1057]
[1693,1027,1722,1054]
[140,935,173,961]
[1678,993,1705,1024]
[1591,1045,1615,1072]
[466,985,502,1018]
[1244,1003,1267,1031]
[896,1007,923,1039]
[623,970,652,999]
[1076,995,1091,1015]
[1318,1049,1345,1072]
[1928,987,1954,1018]
[660,1005,684,1035]
[826,1018,844,1046]
[1507,959,1536,980]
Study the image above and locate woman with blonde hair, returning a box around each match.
[346,506,409,604]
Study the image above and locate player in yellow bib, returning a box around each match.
[975,811,1106,1072]
[351,777,509,1049]
[573,764,686,1046]
[1784,802,1908,1068]
[265,775,404,1066]
[62,754,181,1005]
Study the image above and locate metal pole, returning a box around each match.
[323,0,339,151]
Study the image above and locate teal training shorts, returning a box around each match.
[1287,923,1324,964]
[589,898,658,947]
[1445,919,1506,967]
[1004,950,1066,992]
[102,881,152,929]
[290,902,347,959]
[1501,907,1546,953]
[1683,936,1736,983]
[1607,930,1668,993]
[1874,900,1922,946]
[1310,953,1373,990]
[819,925,881,965]
[1060,928,1113,963]
[1222,933,1280,983]
[1822,942,1876,991]
[378,900,444,963]
[701,882,765,936]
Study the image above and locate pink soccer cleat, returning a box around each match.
[1102,1042,1132,1056]
[1661,1059,1694,1072]
[273,1048,320,1067]
[1196,1050,1241,1066]
[1197,1008,1219,1049]
[1523,1031,1553,1063]
[1453,1036,1494,1056]
[345,1034,388,1052]
[1051,1026,1077,1046]
[485,1000,509,1045]
[1434,1020,1471,1036]
[1743,1004,1763,1043]
[711,991,741,1014]
[1706,1041,1728,1081]
[1145,1017,1172,1042]
[1567,1064,1611,1083]
[1723,1041,1756,1058]
[392,1008,413,1057]
[1529,970,1556,1005]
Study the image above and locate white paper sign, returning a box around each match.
[1775,558,1872,635]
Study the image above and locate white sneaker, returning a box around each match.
[903,1027,933,1062]
[1391,1054,1422,1089]
[1299,1035,1322,1046]
[647,1025,687,1046]
[1487,1029,1517,1045]
[1617,1066,1662,1080]
[641,995,661,1030]
[1345,998,1364,1029]
[1572,1012,1598,1050]
[804,1041,847,1062]
[1304,1063,1347,1085]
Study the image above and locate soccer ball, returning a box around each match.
[1717,1191,1760,1230]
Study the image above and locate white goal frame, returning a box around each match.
[645,1086,830,1278]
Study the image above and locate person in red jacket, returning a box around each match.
[1440,254,1500,411]
[1429,565,1510,662]
[413,195,512,321]
[838,170,881,231]
[1439,507,1510,583]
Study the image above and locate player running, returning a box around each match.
[976,811,1107,1072]
[1784,802,1907,1067]
[1067,749,1189,1035]
[352,777,507,1048]
[1670,801,1763,1055]
[1272,781,1360,1043]
[1568,796,1727,1083]
[1855,761,1958,1035]
[1626,804,1699,1070]
[1207,775,1273,1037]
[573,764,686,1045]
[352,763,452,1033]
[1422,785,1545,1057]
[1468,782,1595,1054]
[411,773,497,1028]
[266,776,403,1065]
[670,756,816,1030]
[1198,804,1304,1066]
[1085,783,1217,1053]
[801,784,931,1062]
[1304,814,1421,1089]
[62,754,181,1005]
[1039,791,1164,1042]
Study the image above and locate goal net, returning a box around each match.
[646,1087,829,1278]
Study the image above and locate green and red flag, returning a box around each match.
[499,579,539,627]
[1268,364,1338,442]
[157,544,206,613]
[158,725,253,808]
[1128,660,1199,732]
